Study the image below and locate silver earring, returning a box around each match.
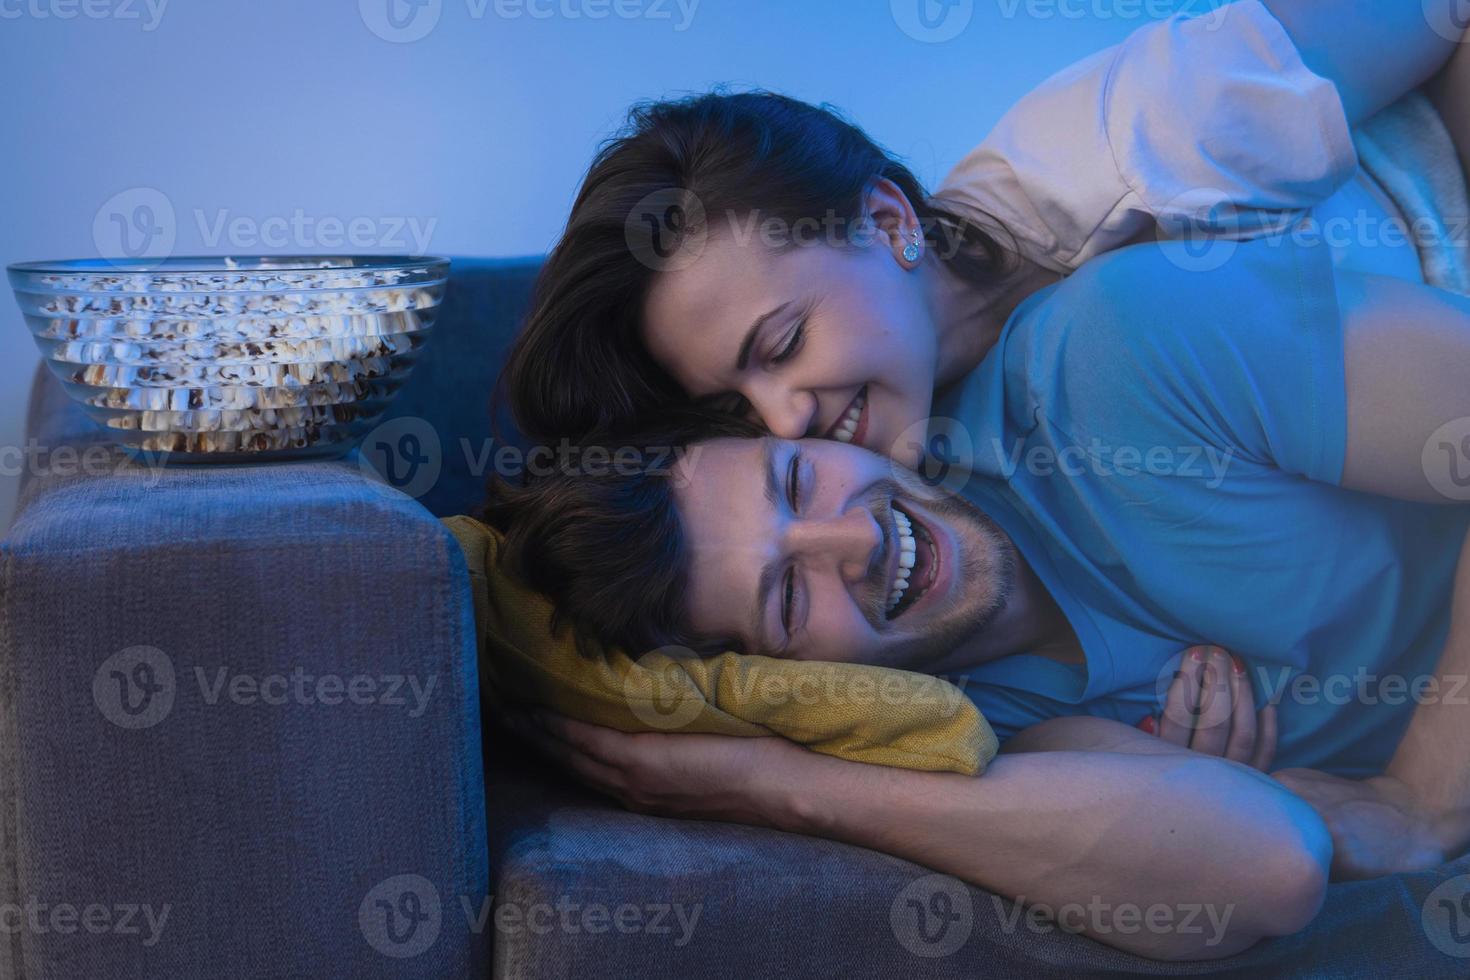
[902,228,922,263]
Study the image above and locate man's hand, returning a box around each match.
[502,709,810,829]
[1142,645,1277,771]
[1270,768,1447,881]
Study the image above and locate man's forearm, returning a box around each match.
[763,740,1330,960]
[1386,528,1470,853]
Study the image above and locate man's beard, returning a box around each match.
[861,470,1018,672]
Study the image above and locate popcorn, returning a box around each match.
[16,258,446,459]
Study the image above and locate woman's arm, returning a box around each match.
[1263,0,1462,125]
[510,711,1331,961]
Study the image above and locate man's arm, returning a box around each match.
[1263,0,1461,125]
[512,712,1331,961]
[783,717,1328,961]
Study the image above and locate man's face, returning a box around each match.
[672,436,1016,669]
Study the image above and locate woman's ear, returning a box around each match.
[861,177,924,268]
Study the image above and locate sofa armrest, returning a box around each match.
[0,372,489,978]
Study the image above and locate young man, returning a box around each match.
[491,234,1470,959]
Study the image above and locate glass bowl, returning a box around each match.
[8,255,450,462]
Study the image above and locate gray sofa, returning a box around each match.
[4,257,1470,978]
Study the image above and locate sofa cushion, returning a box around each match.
[486,740,1470,978]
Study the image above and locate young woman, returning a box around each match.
[502,0,1466,468]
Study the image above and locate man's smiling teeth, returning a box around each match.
[889,508,916,611]
[833,387,866,443]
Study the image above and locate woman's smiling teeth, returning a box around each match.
[832,386,867,443]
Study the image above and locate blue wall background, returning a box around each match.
[0,0,1203,527]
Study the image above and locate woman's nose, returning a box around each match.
[789,507,881,582]
[746,383,817,439]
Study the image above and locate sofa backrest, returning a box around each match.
[375,255,542,518]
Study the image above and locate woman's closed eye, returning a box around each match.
[770,313,808,365]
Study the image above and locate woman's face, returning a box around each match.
[640,218,938,469]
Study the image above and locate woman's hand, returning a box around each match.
[502,708,811,829]
[1140,645,1277,770]
[1270,768,1447,881]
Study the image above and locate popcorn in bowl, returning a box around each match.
[8,256,450,462]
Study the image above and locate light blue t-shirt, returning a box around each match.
[936,235,1468,776]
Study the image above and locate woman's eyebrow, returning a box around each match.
[735,301,793,371]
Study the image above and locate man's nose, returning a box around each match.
[746,382,817,439]
[788,506,881,583]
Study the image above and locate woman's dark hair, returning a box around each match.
[498,89,1014,444]
[479,408,765,657]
